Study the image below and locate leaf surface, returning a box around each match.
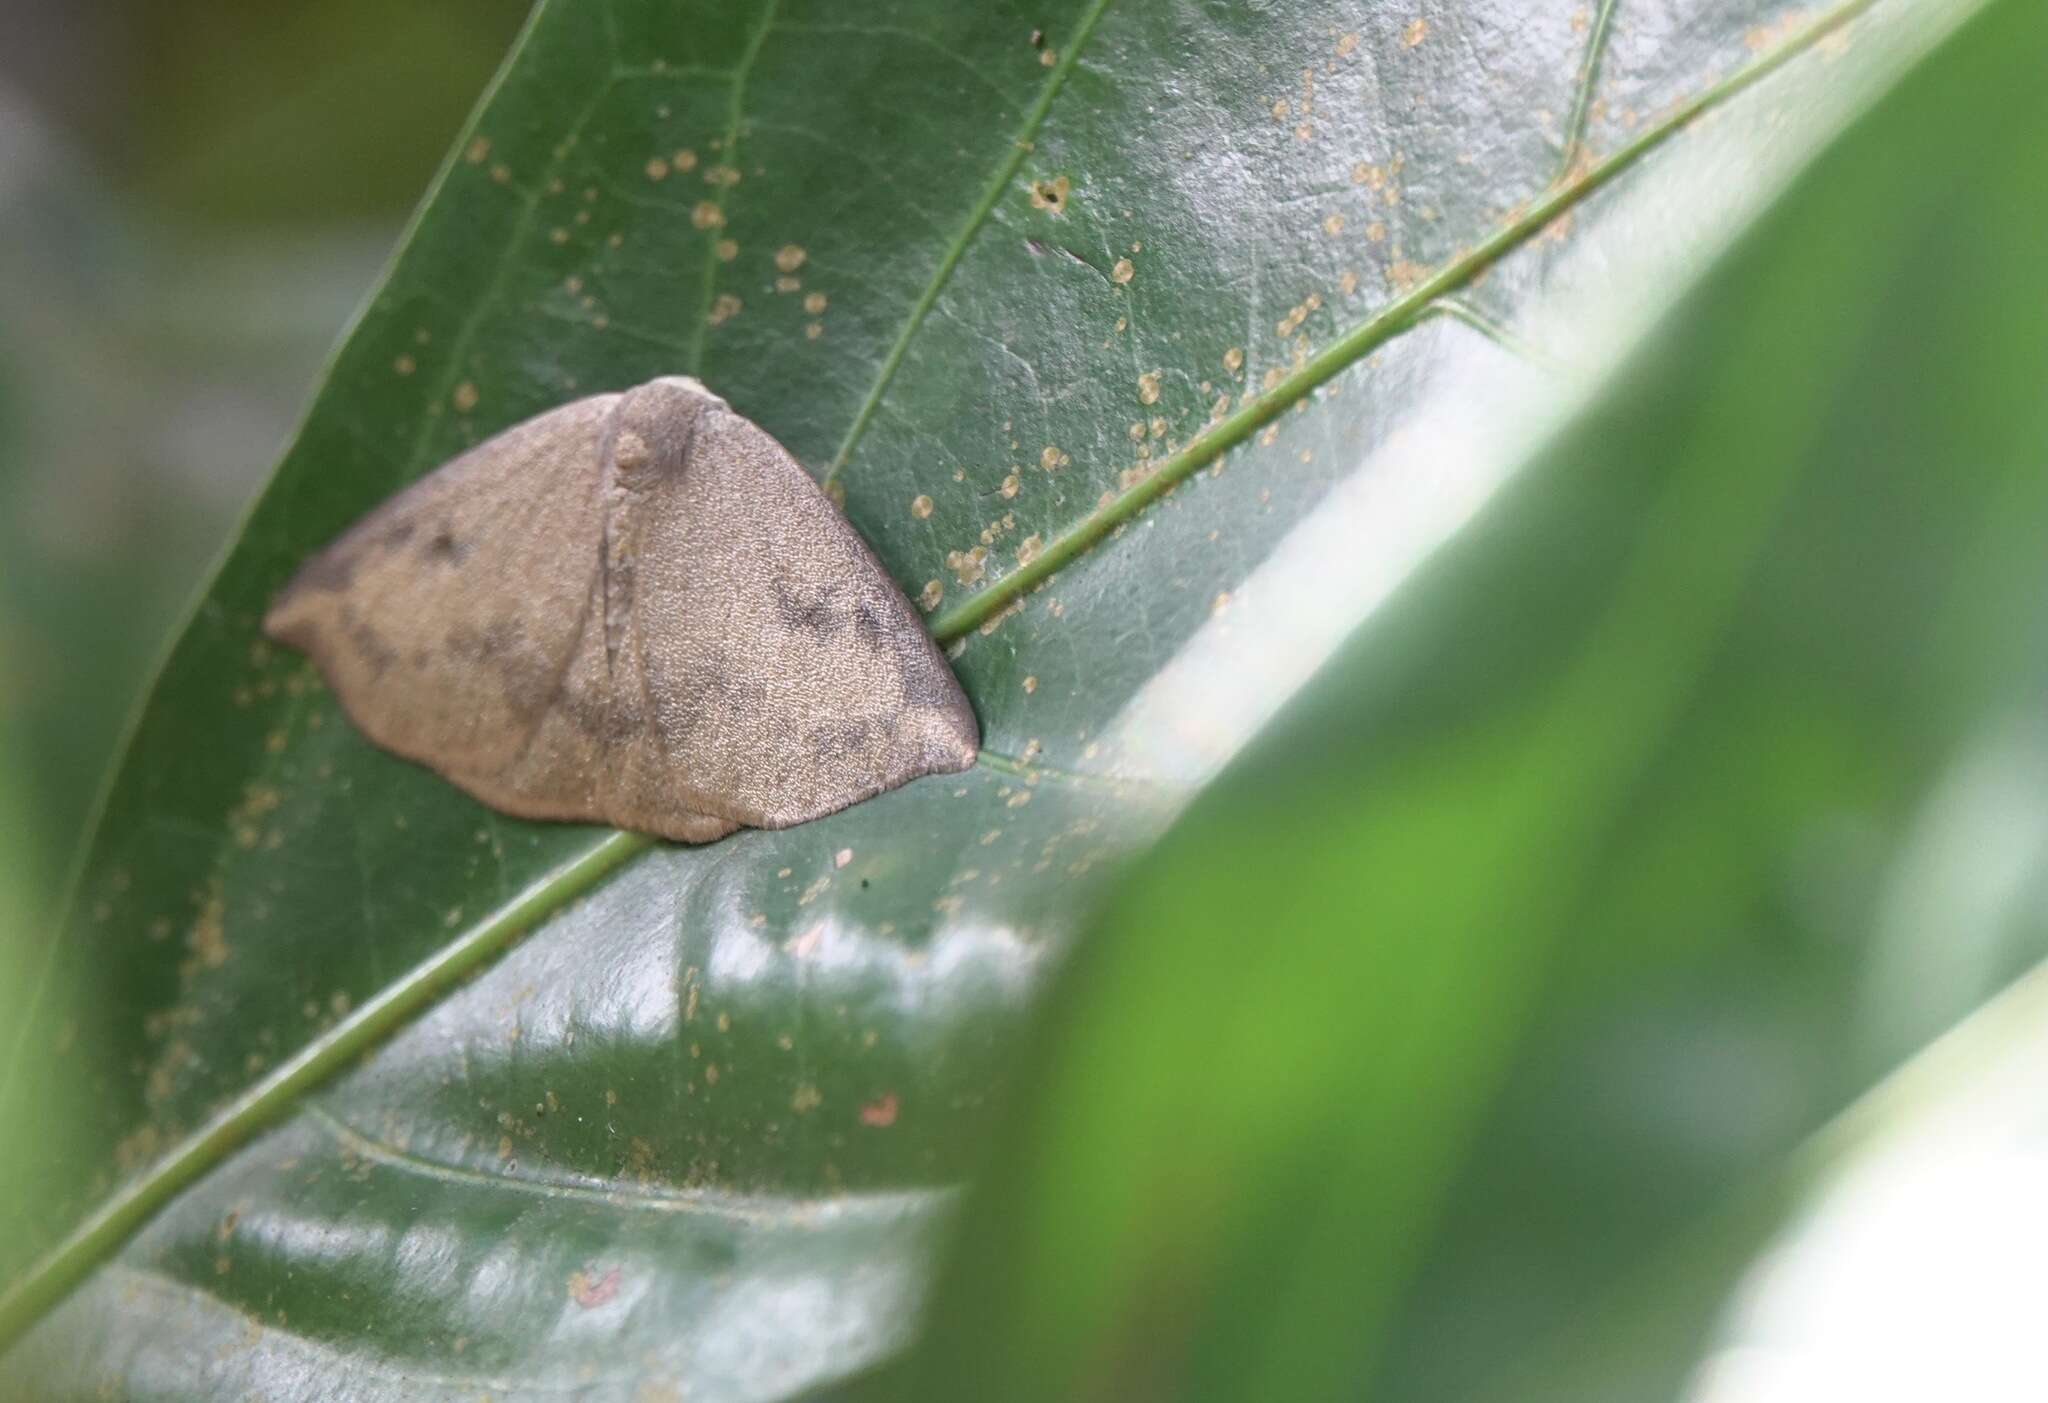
[0,0,1974,1395]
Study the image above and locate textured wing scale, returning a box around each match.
[265,395,616,793]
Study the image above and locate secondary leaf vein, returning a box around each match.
[824,0,1118,482]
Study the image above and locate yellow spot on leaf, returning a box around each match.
[1388,258,1429,292]
[946,546,988,586]
[1028,175,1070,213]
[1746,15,1806,51]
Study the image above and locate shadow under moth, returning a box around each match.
[264,376,979,842]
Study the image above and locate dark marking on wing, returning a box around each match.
[445,618,513,662]
[562,678,643,743]
[426,526,467,564]
[650,666,730,748]
[852,600,886,649]
[900,655,963,712]
[448,617,559,719]
[809,717,879,761]
[339,604,398,677]
[772,577,844,636]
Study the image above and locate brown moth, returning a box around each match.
[264,375,978,842]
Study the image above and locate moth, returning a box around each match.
[264,376,978,842]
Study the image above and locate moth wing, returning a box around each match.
[613,381,979,832]
[264,394,621,812]
[269,376,973,843]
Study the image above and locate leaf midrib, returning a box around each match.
[931,0,1879,637]
[0,0,1882,1354]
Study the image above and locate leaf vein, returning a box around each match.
[824,0,1119,482]
[928,0,1880,643]
[303,1103,932,1223]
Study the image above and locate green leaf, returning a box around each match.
[899,2,2048,1399]
[0,0,1991,1396]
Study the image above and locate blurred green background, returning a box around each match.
[0,0,531,924]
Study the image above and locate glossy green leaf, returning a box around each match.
[0,0,1992,1396]
[902,2,2048,1399]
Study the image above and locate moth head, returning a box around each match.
[603,376,727,488]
